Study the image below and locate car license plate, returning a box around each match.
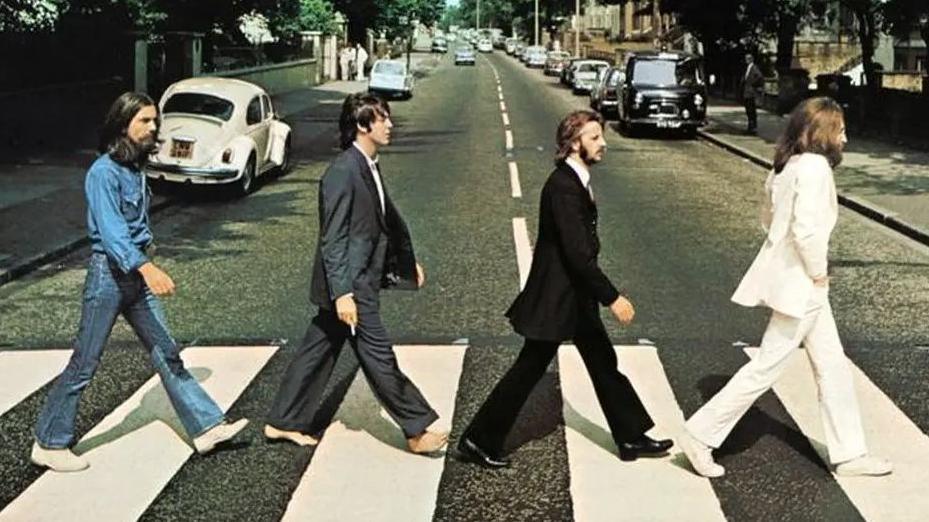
[170,139,194,159]
[657,120,682,129]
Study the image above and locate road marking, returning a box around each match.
[0,346,278,522]
[502,112,510,126]
[500,101,507,112]
[559,346,726,522]
[0,350,71,416]
[498,92,504,101]
[497,85,502,94]
[512,218,532,290]
[505,130,514,150]
[745,347,929,521]
[281,345,466,522]
[509,162,522,199]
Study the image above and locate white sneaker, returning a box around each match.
[193,419,249,455]
[835,455,893,477]
[680,433,725,478]
[30,442,89,472]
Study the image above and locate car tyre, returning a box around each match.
[236,156,256,197]
[276,136,292,176]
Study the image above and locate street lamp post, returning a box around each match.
[534,0,539,46]
[476,0,480,30]
[575,0,580,57]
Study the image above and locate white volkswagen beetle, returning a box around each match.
[146,77,292,196]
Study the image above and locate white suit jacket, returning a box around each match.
[731,153,838,318]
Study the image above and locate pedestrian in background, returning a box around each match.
[31,92,248,473]
[355,43,369,81]
[339,45,355,82]
[741,53,764,135]
[680,97,892,479]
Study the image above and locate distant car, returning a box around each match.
[590,66,624,117]
[368,59,414,99]
[617,51,708,136]
[477,39,493,53]
[455,45,476,66]
[431,38,447,53]
[544,51,572,76]
[571,60,611,94]
[524,46,547,68]
[505,38,518,55]
[514,42,526,59]
[145,77,292,196]
[561,58,584,86]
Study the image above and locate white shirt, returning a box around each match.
[565,157,593,199]
[353,142,386,214]
[744,63,755,79]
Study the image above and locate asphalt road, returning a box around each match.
[2,50,929,521]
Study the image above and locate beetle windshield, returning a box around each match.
[163,93,234,121]
[374,62,406,75]
[632,58,703,87]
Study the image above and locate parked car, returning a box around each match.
[571,60,611,94]
[544,51,572,76]
[505,38,518,55]
[514,42,526,59]
[455,45,476,66]
[522,46,545,68]
[561,58,585,86]
[431,37,447,53]
[145,77,291,196]
[590,66,625,117]
[477,39,493,53]
[617,51,707,136]
[368,59,414,99]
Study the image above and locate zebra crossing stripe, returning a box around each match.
[745,347,929,521]
[0,346,278,522]
[281,345,465,522]
[0,350,70,416]
[559,345,726,521]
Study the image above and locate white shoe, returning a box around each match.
[193,419,249,455]
[835,455,893,477]
[680,433,725,478]
[30,442,89,472]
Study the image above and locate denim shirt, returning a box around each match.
[85,154,152,273]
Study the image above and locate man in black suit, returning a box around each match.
[457,110,672,468]
[741,53,765,134]
[264,93,447,454]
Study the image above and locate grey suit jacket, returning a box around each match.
[741,63,764,100]
[309,146,417,310]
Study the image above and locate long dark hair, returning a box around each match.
[773,96,845,173]
[98,91,158,167]
[339,93,390,150]
[554,110,604,164]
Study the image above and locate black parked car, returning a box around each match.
[617,51,707,137]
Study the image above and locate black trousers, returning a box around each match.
[744,97,758,130]
[267,308,438,438]
[463,314,654,455]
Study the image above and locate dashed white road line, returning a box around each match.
[509,162,522,199]
[502,112,510,126]
[512,218,532,290]
[505,130,514,150]
[500,101,507,112]
[498,92,504,101]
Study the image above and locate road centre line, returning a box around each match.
[500,101,507,112]
[505,130,514,150]
[502,112,510,126]
[512,218,532,290]
[498,92,504,101]
[509,162,522,199]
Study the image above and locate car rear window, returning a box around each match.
[374,62,405,75]
[163,93,235,121]
[631,58,702,87]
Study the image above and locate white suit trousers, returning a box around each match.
[686,287,867,464]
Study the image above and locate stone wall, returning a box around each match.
[880,71,924,93]
[214,59,319,95]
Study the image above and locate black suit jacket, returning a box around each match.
[506,162,621,342]
[310,146,417,310]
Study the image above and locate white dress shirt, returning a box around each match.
[353,142,386,214]
[565,156,594,200]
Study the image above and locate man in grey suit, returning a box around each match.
[741,53,765,134]
[264,93,448,454]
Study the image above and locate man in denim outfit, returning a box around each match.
[31,92,248,472]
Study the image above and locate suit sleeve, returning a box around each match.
[791,160,830,279]
[551,191,620,306]
[319,164,354,300]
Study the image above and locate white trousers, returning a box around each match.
[686,287,867,464]
[340,59,352,81]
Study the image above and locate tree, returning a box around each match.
[0,0,67,32]
[839,0,882,89]
[882,0,929,64]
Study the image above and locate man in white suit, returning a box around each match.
[680,97,891,479]
[355,43,369,81]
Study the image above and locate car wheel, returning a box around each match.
[276,136,292,176]
[236,156,256,197]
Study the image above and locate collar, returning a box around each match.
[352,142,379,170]
[565,157,591,188]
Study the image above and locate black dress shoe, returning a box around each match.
[618,435,673,461]
[457,437,511,468]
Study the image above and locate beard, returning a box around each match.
[579,145,604,165]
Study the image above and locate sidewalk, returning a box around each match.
[700,98,929,244]
[0,53,443,286]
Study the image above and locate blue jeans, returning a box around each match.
[34,253,225,448]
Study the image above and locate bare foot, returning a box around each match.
[407,430,449,454]
[264,424,319,446]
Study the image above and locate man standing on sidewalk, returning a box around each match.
[31,92,248,473]
[741,53,765,134]
[355,43,369,81]
[264,93,447,454]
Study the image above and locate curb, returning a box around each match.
[0,197,175,288]
[697,128,929,247]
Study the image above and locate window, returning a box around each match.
[246,97,262,125]
[261,95,271,120]
[163,93,234,121]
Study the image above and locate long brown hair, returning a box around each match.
[773,96,845,173]
[554,110,604,164]
[99,91,159,168]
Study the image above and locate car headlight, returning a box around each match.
[222,148,234,164]
[694,94,705,106]
[634,93,644,106]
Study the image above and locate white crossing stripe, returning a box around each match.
[500,101,507,112]
[0,350,70,416]
[559,346,726,522]
[505,130,514,150]
[745,347,929,521]
[0,346,278,522]
[282,345,466,522]
[509,162,522,199]
[511,218,532,290]
[502,112,510,126]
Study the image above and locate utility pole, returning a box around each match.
[575,0,580,57]
[476,0,480,30]
[534,0,539,46]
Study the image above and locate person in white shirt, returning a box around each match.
[680,97,892,479]
[355,43,369,81]
[339,45,355,81]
